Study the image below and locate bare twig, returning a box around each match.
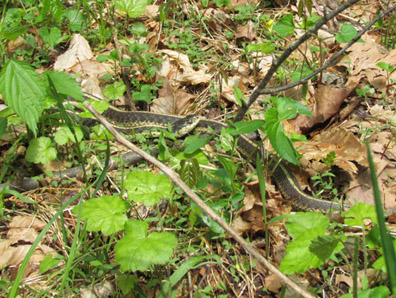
[234,0,360,121]
[83,101,316,298]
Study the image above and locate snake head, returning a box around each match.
[172,114,200,137]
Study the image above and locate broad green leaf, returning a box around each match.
[0,8,27,40]
[115,0,147,18]
[132,84,152,103]
[62,9,86,32]
[285,212,329,240]
[44,71,83,101]
[309,235,340,261]
[271,97,312,120]
[290,65,314,82]
[103,81,127,100]
[335,23,358,43]
[179,159,200,188]
[117,274,138,295]
[183,135,211,154]
[377,62,395,72]
[245,42,275,54]
[38,27,62,48]
[340,286,390,298]
[115,220,177,271]
[279,212,343,274]
[226,120,266,136]
[0,60,46,136]
[26,137,57,164]
[54,126,84,145]
[343,202,377,226]
[78,99,110,118]
[130,22,147,36]
[265,108,299,164]
[218,156,238,181]
[125,171,173,206]
[40,254,61,274]
[273,14,295,37]
[74,196,129,236]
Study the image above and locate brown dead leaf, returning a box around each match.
[151,80,196,115]
[235,21,256,40]
[70,60,112,77]
[0,245,31,269]
[296,128,367,173]
[54,34,93,70]
[264,273,283,293]
[230,216,252,235]
[292,84,353,132]
[9,215,46,230]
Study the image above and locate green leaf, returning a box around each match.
[0,8,27,40]
[279,212,343,274]
[377,62,395,72]
[125,171,173,206]
[0,117,7,137]
[38,27,62,48]
[74,196,129,236]
[245,42,275,54]
[0,60,46,136]
[103,81,127,100]
[183,135,211,154]
[226,120,266,136]
[265,108,299,164]
[132,84,152,103]
[273,14,295,37]
[290,65,314,82]
[54,126,84,145]
[78,99,110,118]
[130,22,147,36]
[285,212,329,240]
[26,137,57,164]
[343,202,377,226]
[218,156,238,181]
[117,274,138,295]
[179,159,200,187]
[115,0,147,18]
[271,97,312,120]
[335,23,358,43]
[44,71,84,101]
[40,254,61,274]
[309,235,340,261]
[62,9,86,32]
[114,220,177,271]
[233,86,245,107]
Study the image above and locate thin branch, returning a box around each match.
[234,0,360,121]
[260,4,396,95]
[83,101,316,298]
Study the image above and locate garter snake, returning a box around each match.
[79,93,344,213]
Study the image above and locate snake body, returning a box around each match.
[82,95,343,212]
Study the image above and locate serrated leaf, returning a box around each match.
[125,171,173,206]
[309,235,340,261]
[273,14,295,37]
[0,60,46,136]
[103,81,126,100]
[285,212,329,240]
[44,71,83,101]
[343,202,377,226]
[335,23,357,43]
[115,220,177,271]
[115,0,147,18]
[26,137,57,164]
[39,26,62,48]
[74,196,129,236]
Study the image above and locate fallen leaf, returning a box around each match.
[54,34,93,70]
